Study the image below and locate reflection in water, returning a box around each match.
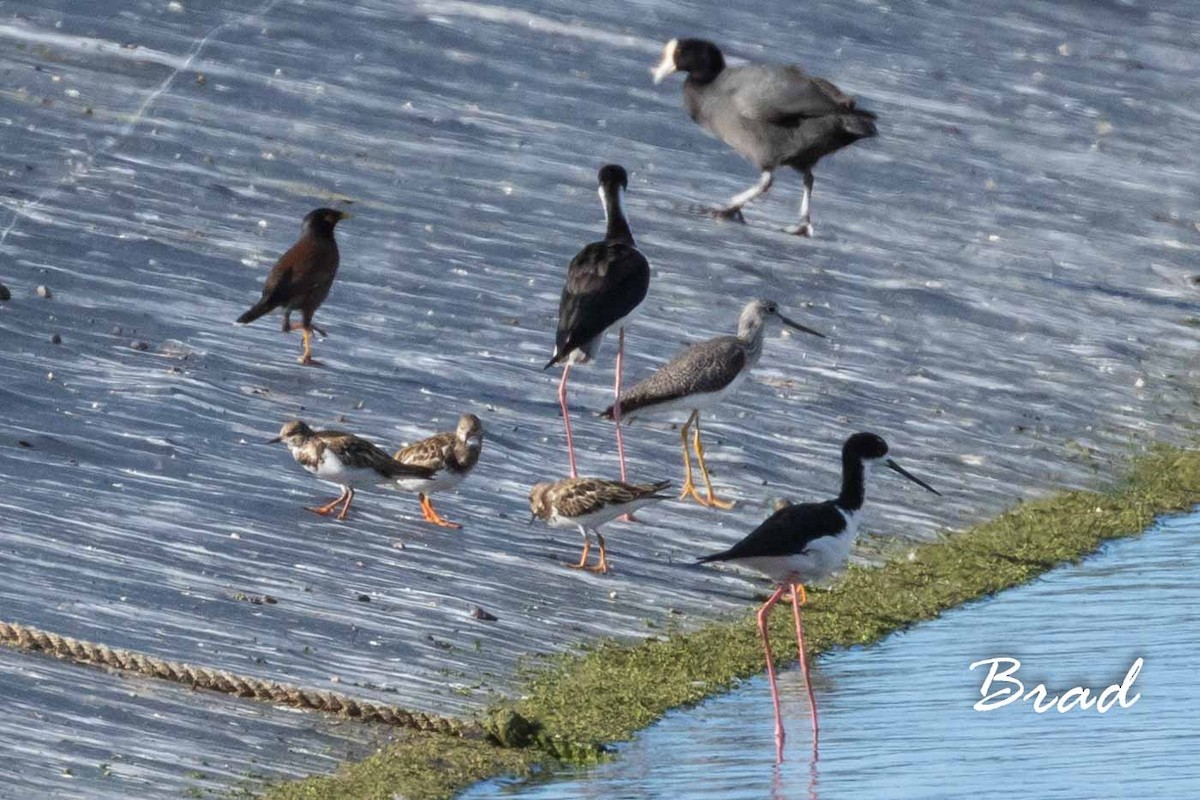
[466,512,1200,799]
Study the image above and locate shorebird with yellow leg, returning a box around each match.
[698,432,940,761]
[601,298,824,509]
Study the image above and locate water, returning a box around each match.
[466,511,1200,799]
[1,0,1198,796]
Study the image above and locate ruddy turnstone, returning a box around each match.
[528,477,671,574]
[651,38,877,236]
[602,298,824,509]
[268,420,433,520]
[392,413,484,529]
[544,165,650,480]
[237,208,350,365]
[698,432,939,759]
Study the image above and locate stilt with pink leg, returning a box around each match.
[698,432,941,760]
[543,165,650,478]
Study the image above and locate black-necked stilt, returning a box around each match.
[544,165,650,481]
[698,432,939,760]
[529,477,671,574]
[602,298,823,509]
[268,420,434,520]
[392,413,484,529]
[236,208,351,365]
[651,38,877,236]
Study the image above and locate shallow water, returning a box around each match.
[466,511,1200,799]
[0,0,1198,795]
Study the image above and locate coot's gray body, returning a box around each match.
[653,38,876,236]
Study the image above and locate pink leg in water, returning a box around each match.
[791,584,820,751]
[613,327,629,483]
[557,364,578,479]
[757,583,791,763]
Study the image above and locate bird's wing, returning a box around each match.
[553,478,663,516]
[260,237,337,304]
[550,242,650,363]
[729,64,857,124]
[699,501,847,561]
[614,336,747,414]
[327,433,434,479]
[394,432,455,471]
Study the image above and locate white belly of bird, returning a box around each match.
[300,448,385,489]
[547,496,657,530]
[394,469,463,495]
[735,509,859,585]
[622,369,748,424]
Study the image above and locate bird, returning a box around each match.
[697,432,940,760]
[236,208,351,365]
[268,420,433,520]
[601,299,824,509]
[544,165,651,482]
[528,477,671,574]
[651,38,877,236]
[392,413,484,529]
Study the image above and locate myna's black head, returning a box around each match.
[302,208,351,238]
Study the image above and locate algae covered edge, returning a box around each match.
[259,444,1200,800]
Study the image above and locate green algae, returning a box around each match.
[260,444,1200,800]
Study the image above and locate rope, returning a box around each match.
[0,620,488,739]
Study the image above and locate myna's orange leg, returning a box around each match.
[677,410,703,503]
[586,532,609,574]
[335,487,355,520]
[419,493,462,529]
[692,415,736,510]
[307,487,348,516]
[565,531,591,569]
[297,326,323,366]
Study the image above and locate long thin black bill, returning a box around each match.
[779,314,826,339]
[886,458,940,495]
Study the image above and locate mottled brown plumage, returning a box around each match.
[269,419,433,520]
[237,208,350,365]
[393,413,484,529]
[528,476,671,573]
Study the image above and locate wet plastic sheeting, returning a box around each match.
[0,0,1197,796]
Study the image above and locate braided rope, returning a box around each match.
[0,620,481,738]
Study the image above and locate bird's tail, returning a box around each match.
[842,108,878,140]
[695,548,730,565]
[236,297,276,325]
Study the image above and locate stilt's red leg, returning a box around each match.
[557,364,578,479]
[613,326,629,483]
[758,583,791,763]
[791,583,819,748]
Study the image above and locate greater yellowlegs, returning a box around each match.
[698,432,940,760]
[652,38,876,236]
[236,209,351,364]
[602,298,823,509]
[528,477,671,574]
[544,165,650,481]
[268,420,433,520]
[392,413,483,529]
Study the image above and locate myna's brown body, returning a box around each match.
[237,208,349,365]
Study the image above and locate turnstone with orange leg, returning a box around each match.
[268,420,434,520]
[544,165,650,481]
[528,477,671,574]
[392,413,483,529]
[602,298,824,509]
[237,208,350,365]
[698,432,940,761]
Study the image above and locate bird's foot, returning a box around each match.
[425,513,462,530]
[585,563,609,574]
[680,481,736,510]
[709,206,746,223]
[306,505,338,517]
[784,222,814,237]
[619,513,639,523]
[297,354,324,366]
